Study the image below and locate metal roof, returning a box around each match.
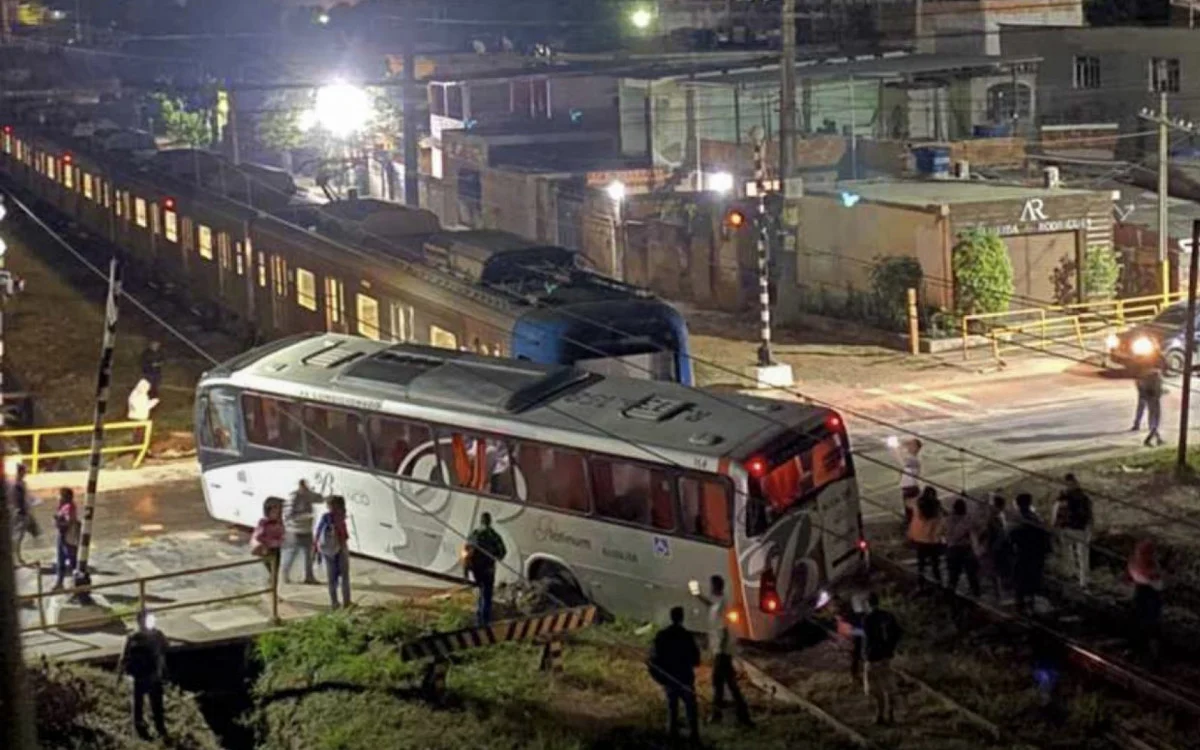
[678,53,1044,87]
[214,335,827,462]
[807,178,1100,209]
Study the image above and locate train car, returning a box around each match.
[0,121,692,383]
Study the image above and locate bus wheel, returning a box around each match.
[530,562,587,610]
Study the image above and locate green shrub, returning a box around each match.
[870,255,924,330]
[952,228,1014,316]
[1082,244,1122,301]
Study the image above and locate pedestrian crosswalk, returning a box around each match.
[858,384,988,421]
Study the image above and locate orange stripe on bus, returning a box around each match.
[726,547,750,640]
[717,457,730,476]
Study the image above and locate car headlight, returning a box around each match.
[1105,333,1119,351]
[1131,336,1157,357]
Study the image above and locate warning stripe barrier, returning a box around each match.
[400,605,599,661]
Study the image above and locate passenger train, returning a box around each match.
[0,119,693,383]
[196,335,866,639]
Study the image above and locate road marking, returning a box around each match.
[893,395,962,415]
[863,387,886,396]
[931,392,972,404]
[900,383,922,391]
[139,524,164,533]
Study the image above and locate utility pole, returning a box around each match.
[74,259,121,591]
[402,36,420,207]
[751,126,774,367]
[779,0,796,196]
[1178,219,1200,475]
[1139,96,1198,305]
[228,89,241,166]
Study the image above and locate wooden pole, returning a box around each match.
[1176,218,1200,475]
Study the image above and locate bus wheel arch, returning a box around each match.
[527,556,587,608]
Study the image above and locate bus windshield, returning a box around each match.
[746,427,850,537]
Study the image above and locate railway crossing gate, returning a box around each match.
[399,605,599,702]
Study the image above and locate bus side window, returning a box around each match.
[198,390,239,453]
[590,458,674,531]
[302,405,367,466]
[435,429,513,498]
[513,442,588,513]
[366,415,441,483]
[242,394,303,453]
[679,476,733,545]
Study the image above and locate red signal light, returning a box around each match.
[163,197,175,210]
[857,538,869,551]
[62,153,72,164]
[745,456,767,478]
[3,126,11,134]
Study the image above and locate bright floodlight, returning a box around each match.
[297,109,318,133]
[708,171,734,193]
[631,8,653,29]
[314,82,372,138]
[605,180,627,202]
[317,12,331,24]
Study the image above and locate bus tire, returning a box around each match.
[530,562,587,609]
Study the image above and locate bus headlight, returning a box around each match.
[1105,333,1119,351]
[1131,336,1156,357]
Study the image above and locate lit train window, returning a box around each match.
[134,197,148,228]
[63,165,73,189]
[430,325,458,350]
[197,225,213,259]
[356,294,380,340]
[295,268,317,310]
[324,278,344,326]
[82,173,93,200]
[256,252,267,288]
[45,157,55,181]
[164,209,178,242]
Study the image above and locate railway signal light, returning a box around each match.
[163,197,175,210]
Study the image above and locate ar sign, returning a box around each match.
[652,536,672,559]
[1020,198,1049,222]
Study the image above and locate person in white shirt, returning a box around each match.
[694,574,752,727]
[127,379,160,421]
[889,437,923,525]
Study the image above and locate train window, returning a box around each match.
[272,256,288,297]
[198,389,240,454]
[296,268,317,310]
[241,394,304,453]
[256,251,267,288]
[3,132,10,154]
[356,294,381,340]
[366,415,442,482]
[134,197,148,228]
[324,278,344,328]
[82,173,94,200]
[197,225,213,260]
[163,209,178,242]
[217,234,231,270]
[430,325,458,350]
[302,405,367,465]
[235,245,245,276]
[45,157,55,181]
[436,430,514,497]
[513,441,589,513]
[114,190,123,217]
[389,303,414,342]
[678,476,733,545]
[63,165,73,189]
[590,457,675,531]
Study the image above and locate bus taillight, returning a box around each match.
[745,456,767,478]
[825,412,842,430]
[759,563,781,615]
[857,538,869,551]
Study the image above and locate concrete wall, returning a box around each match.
[922,0,1083,56]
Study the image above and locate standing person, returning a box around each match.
[1009,493,1050,616]
[695,574,752,727]
[127,378,160,448]
[908,487,945,590]
[978,493,1011,599]
[10,463,38,565]
[944,497,981,600]
[648,606,702,744]
[1128,538,1164,665]
[1051,473,1094,589]
[250,497,285,586]
[1131,365,1150,431]
[314,495,352,609]
[52,488,80,590]
[115,609,170,741]
[890,437,923,525]
[140,340,164,400]
[1141,365,1165,447]
[854,593,903,725]
[282,480,318,585]
[465,511,507,626]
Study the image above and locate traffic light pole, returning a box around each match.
[1177,218,1200,476]
[751,127,774,367]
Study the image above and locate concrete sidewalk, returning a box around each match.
[24,459,200,494]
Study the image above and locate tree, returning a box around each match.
[150,93,210,147]
[870,255,924,330]
[1082,244,1122,301]
[952,228,1014,316]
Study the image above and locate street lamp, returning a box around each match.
[606,181,627,280]
[605,180,627,203]
[630,8,654,30]
[708,171,734,194]
[316,12,331,25]
[313,82,372,138]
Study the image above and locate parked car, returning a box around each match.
[1106,302,1197,375]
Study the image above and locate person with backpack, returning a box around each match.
[52,487,80,590]
[1052,474,1094,588]
[250,497,285,586]
[115,609,170,741]
[465,511,507,626]
[314,495,351,609]
[648,606,701,744]
[854,593,903,725]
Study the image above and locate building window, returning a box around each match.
[63,165,73,189]
[357,293,381,339]
[1073,56,1100,90]
[134,197,148,228]
[257,251,267,288]
[324,277,344,327]
[986,83,1032,122]
[82,173,94,200]
[197,224,213,259]
[1150,57,1181,93]
[296,268,318,310]
[164,210,178,242]
[390,302,414,342]
[45,157,55,181]
[446,84,464,119]
[430,325,458,349]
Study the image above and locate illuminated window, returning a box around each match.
[134,197,148,228]
[234,244,245,275]
[389,303,414,342]
[115,191,123,217]
[197,225,213,259]
[256,251,267,288]
[45,157,55,181]
[82,173,94,200]
[356,294,380,339]
[4,134,11,154]
[164,210,178,242]
[296,268,317,310]
[63,165,73,189]
[430,325,458,350]
[324,277,344,326]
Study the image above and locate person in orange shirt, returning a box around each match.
[907,487,945,590]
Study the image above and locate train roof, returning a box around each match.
[206,335,823,460]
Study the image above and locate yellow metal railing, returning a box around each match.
[18,557,279,635]
[961,291,1187,360]
[1,419,153,474]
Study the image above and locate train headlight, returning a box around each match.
[1105,333,1119,351]
[1131,336,1156,357]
